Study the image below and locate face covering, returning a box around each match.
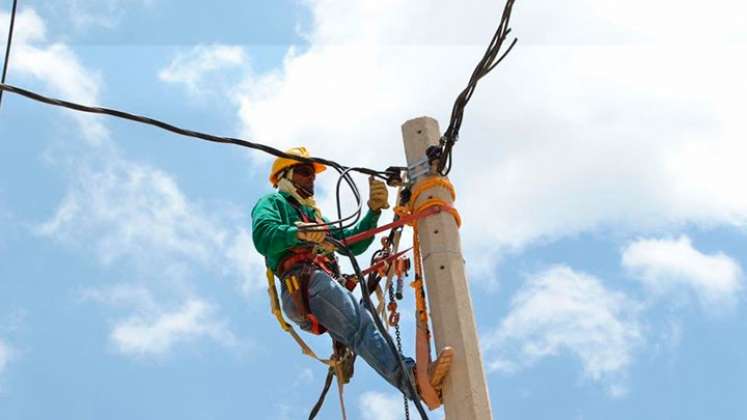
[276,168,323,220]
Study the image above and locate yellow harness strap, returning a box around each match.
[267,267,350,419]
[266,267,336,367]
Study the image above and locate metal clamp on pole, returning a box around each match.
[407,156,432,182]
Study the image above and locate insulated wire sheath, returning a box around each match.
[0,83,390,180]
[0,82,373,230]
[439,0,518,175]
[0,0,19,109]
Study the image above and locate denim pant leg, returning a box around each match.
[281,267,416,399]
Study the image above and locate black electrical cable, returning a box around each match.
[0,82,391,181]
[0,81,382,231]
[293,165,365,233]
[0,0,19,109]
[439,0,518,176]
[327,236,430,420]
[334,167,363,231]
[308,368,335,420]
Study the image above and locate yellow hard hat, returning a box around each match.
[269,147,326,186]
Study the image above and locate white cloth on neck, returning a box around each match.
[277,168,323,220]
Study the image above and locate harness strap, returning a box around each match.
[407,178,462,410]
[335,363,348,420]
[266,267,335,365]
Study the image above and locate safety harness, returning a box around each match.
[264,177,461,419]
[265,196,355,419]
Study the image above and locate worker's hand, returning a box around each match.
[296,222,327,243]
[368,177,390,212]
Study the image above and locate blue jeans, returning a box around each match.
[281,266,416,398]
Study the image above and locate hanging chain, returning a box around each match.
[388,280,410,420]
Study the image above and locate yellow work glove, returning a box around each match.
[296,222,327,243]
[368,177,390,212]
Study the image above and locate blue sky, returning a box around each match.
[2,1,747,419]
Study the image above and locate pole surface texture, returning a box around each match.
[401,116,493,420]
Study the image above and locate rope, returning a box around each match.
[410,177,456,205]
[394,177,461,228]
[0,0,19,109]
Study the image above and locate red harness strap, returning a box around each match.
[281,263,327,336]
[277,198,338,336]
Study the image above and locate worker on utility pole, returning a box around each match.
[251,147,453,401]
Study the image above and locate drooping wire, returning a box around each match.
[0,82,391,181]
[333,167,363,231]
[0,0,19,110]
[295,165,364,234]
[438,0,518,176]
[0,81,386,231]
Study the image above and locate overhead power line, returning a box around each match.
[0,82,391,180]
[0,0,19,109]
[439,0,518,176]
[1,0,517,181]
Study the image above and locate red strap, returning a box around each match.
[359,248,411,277]
[343,205,443,246]
[307,313,325,335]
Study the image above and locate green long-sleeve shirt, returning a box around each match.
[251,191,381,273]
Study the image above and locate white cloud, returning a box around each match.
[0,339,9,375]
[110,298,236,357]
[622,236,743,309]
[3,5,258,361]
[292,367,314,387]
[36,150,263,291]
[359,391,412,420]
[0,199,11,251]
[82,285,239,357]
[236,0,747,282]
[38,155,226,267]
[45,0,155,30]
[1,7,107,142]
[0,7,46,44]
[159,45,249,96]
[484,266,643,396]
[305,0,747,46]
[81,284,160,312]
[225,229,268,297]
[514,0,747,46]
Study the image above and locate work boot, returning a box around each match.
[413,346,455,409]
[429,346,454,392]
[333,342,355,384]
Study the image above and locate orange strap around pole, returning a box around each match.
[408,176,462,410]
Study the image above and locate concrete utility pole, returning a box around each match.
[401,116,493,420]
